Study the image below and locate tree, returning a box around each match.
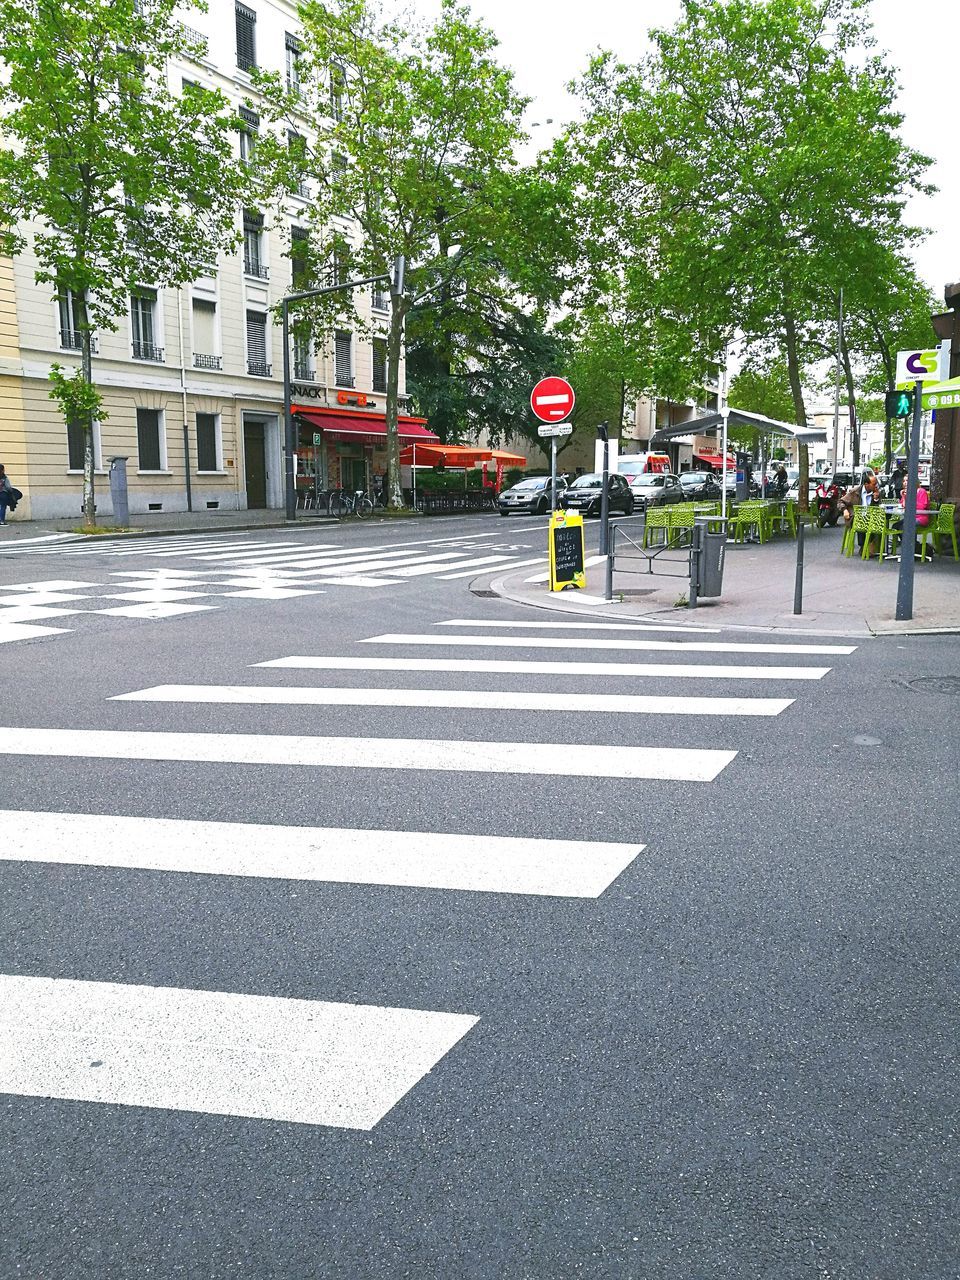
[0,0,248,526]
[728,356,801,454]
[254,0,526,508]
[579,0,933,507]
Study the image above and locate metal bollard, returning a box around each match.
[605,522,615,601]
[794,520,805,615]
[109,456,130,527]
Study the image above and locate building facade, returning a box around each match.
[0,0,411,521]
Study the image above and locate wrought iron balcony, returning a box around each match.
[193,353,222,370]
[335,373,354,388]
[60,329,99,353]
[132,340,164,362]
[247,360,272,377]
[243,257,269,280]
[294,361,315,381]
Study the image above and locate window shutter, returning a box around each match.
[136,408,162,471]
[372,338,387,393]
[67,418,85,470]
[246,310,268,372]
[192,299,216,354]
[196,413,218,471]
[291,226,309,288]
[334,331,352,385]
[235,2,256,70]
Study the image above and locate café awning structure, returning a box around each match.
[397,444,528,468]
[293,406,440,445]
[651,408,827,447]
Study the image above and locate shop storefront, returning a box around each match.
[292,405,439,503]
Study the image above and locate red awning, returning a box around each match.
[694,450,735,470]
[293,406,439,444]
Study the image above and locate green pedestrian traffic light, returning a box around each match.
[885,389,914,419]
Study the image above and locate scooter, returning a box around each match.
[816,478,842,526]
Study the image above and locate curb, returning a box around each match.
[0,512,430,543]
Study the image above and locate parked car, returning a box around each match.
[623,471,685,510]
[561,472,634,517]
[677,470,722,501]
[497,475,567,516]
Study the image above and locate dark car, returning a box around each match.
[623,471,684,510]
[678,470,722,501]
[561,472,634,517]
[498,475,567,516]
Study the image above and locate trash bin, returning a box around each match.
[109,456,130,527]
[697,520,726,597]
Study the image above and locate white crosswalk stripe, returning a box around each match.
[0,613,858,1129]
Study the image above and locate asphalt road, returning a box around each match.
[1,515,958,1279]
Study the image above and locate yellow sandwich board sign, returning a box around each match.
[549,508,586,591]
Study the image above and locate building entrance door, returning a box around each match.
[244,420,267,509]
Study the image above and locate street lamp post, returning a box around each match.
[281,258,403,522]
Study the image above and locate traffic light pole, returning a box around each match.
[895,379,924,621]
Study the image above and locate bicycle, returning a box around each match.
[339,488,374,518]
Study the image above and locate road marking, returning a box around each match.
[0,726,736,781]
[435,556,519,579]
[95,602,218,620]
[378,555,500,578]
[0,973,477,1130]
[257,655,830,681]
[0,809,643,898]
[0,622,72,643]
[439,618,721,635]
[364,632,857,657]
[0,580,101,591]
[115,684,794,718]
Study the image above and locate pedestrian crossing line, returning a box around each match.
[378,555,500,579]
[364,633,857,657]
[439,618,722,635]
[525,553,606,583]
[114,684,795,718]
[0,973,477,1130]
[0,810,643,898]
[256,656,831,681]
[439,556,544,580]
[0,726,736,781]
[0,622,72,644]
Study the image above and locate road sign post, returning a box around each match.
[537,421,573,512]
[531,377,575,424]
[896,379,924,622]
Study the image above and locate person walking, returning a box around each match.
[0,464,13,525]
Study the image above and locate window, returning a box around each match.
[238,106,258,163]
[293,325,313,381]
[334,330,353,387]
[331,240,350,286]
[67,418,101,471]
[290,225,310,289]
[372,337,387,393]
[287,130,308,197]
[192,299,220,369]
[243,210,267,278]
[131,290,162,361]
[137,408,164,471]
[371,282,388,312]
[330,62,345,119]
[246,310,270,376]
[285,32,302,92]
[196,413,221,471]
[235,2,256,71]
[58,285,86,350]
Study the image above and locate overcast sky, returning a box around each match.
[414,0,958,300]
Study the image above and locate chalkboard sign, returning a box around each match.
[549,510,586,591]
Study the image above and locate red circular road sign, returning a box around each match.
[530,376,575,423]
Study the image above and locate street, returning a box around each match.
[1,516,957,1279]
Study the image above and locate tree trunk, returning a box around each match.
[839,327,858,467]
[384,294,408,509]
[78,295,96,528]
[782,307,809,510]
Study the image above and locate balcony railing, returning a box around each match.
[335,372,354,388]
[244,258,269,279]
[372,291,388,312]
[294,361,315,381]
[247,360,272,377]
[132,340,164,362]
[193,353,222,370]
[60,329,99,353]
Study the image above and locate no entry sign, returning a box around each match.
[531,376,575,423]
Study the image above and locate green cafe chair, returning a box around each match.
[643,505,669,548]
[923,501,958,562]
[844,506,870,557]
[862,505,888,561]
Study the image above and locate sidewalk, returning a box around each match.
[491,525,960,637]
[0,507,297,542]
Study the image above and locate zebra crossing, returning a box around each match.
[0,529,546,647]
[0,615,857,1131]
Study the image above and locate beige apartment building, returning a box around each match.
[0,0,428,522]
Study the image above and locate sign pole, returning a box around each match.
[550,437,557,512]
[895,379,924,621]
[598,421,610,556]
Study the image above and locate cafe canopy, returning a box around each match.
[397,443,527,467]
